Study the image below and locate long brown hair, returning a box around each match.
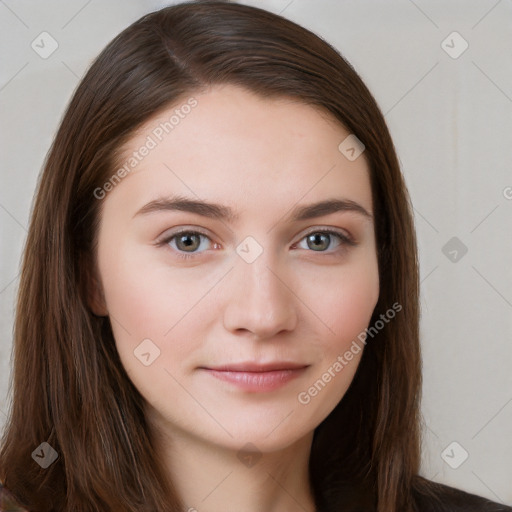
[0,1,426,510]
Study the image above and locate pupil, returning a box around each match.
[309,233,328,251]
[179,234,199,251]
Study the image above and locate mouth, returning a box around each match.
[198,362,310,392]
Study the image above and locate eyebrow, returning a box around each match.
[133,194,372,223]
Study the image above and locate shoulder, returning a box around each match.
[411,476,512,512]
[0,481,29,512]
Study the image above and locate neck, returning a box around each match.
[148,412,316,512]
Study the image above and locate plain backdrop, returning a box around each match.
[0,0,511,505]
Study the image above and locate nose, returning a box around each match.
[222,252,298,339]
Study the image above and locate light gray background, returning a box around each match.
[1,0,511,505]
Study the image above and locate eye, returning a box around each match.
[295,229,355,253]
[158,229,215,260]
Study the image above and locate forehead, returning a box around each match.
[106,83,373,219]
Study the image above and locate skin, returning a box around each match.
[89,83,380,512]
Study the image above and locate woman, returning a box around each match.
[0,1,510,511]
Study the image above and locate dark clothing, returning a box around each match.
[411,477,512,512]
[1,477,511,511]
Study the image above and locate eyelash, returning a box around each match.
[157,228,356,261]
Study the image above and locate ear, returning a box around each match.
[84,259,108,317]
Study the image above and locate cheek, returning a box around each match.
[100,261,164,337]
[330,275,378,347]
[98,243,214,371]
[293,255,379,418]
[299,251,379,354]
[98,259,197,408]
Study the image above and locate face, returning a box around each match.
[91,84,379,453]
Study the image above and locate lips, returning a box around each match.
[199,362,309,392]
[203,362,309,372]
